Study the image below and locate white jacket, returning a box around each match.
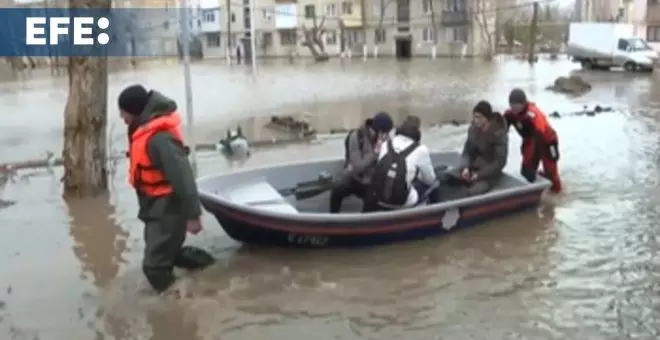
[378,135,436,207]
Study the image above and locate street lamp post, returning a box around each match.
[178,0,198,175]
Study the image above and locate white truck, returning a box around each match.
[567,23,658,72]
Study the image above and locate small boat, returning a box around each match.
[197,151,551,248]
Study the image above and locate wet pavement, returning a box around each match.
[1,57,660,339]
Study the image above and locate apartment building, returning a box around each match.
[362,0,495,58]
[646,0,660,49]
[199,0,496,58]
[295,0,365,56]
[573,0,622,21]
[199,0,286,59]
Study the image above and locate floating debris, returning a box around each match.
[268,115,316,138]
[0,199,16,209]
[329,128,350,134]
[0,165,17,189]
[548,105,613,118]
[216,126,251,162]
[546,75,592,96]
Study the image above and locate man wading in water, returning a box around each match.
[119,84,214,294]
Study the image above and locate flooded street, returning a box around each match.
[2,58,660,339]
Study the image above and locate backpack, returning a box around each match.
[343,129,365,167]
[371,140,419,206]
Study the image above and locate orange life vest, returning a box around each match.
[128,112,185,197]
[506,102,557,143]
[526,102,557,142]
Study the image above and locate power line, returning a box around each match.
[130,0,561,36]
[204,0,561,26]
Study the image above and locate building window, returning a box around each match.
[206,33,221,47]
[305,4,316,18]
[648,26,660,42]
[445,26,468,43]
[261,32,273,48]
[422,27,434,43]
[342,1,353,15]
[326,30,337,45]
[347,30,362,46]
[374,28,386,43]
[422,0,431,14]
[231,12,236,22]
[280,29,297,45]
[444,0,465,11]
[326,3,337,17]
[203,10,215,22]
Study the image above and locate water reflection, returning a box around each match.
[66,195,129,288]
[147,303,200,340]
[184,210,555,338]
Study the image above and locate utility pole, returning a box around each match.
[528,1,539,64]
[226,0,232,64]
[179,0,197,175]
[360,0,367,60]
[250,0,257,72]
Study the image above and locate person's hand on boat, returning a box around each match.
[374,137,386,153]
[344,164,354,174]
[186,219,203,235]
[460,168,471,181]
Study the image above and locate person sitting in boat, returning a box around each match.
[454,100,508,196]
[363,115,439,212]
[329,112,394,213]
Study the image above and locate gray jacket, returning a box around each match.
[345,124,378,184]
[459,113,508,183]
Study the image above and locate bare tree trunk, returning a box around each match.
[339,18,346,55]
[302,14,329,61]
[430,0,437,45]
[225,0,231,59]
[62,0,110,198]
[360,0,367,53]
[474,0,494,60]
[375,0,394,48]
[377,0,386,33]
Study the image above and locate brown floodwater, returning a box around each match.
[1,57,660,339]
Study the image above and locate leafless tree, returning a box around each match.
[429,0,438,45]
[474,0,495,59]
[375,0,395,42]
[62,0,110,197]
[225,0,232,60]
[301,13,329,62]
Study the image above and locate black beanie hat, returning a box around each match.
[473,100,493,119]
[508,88,527,105]
[371,111,394,133]
[118,84,150,116]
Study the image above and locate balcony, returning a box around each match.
[441,10,468,26]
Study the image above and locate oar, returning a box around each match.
[293,180,339,200]
[277,177,339,200]
[280,165,452,201]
